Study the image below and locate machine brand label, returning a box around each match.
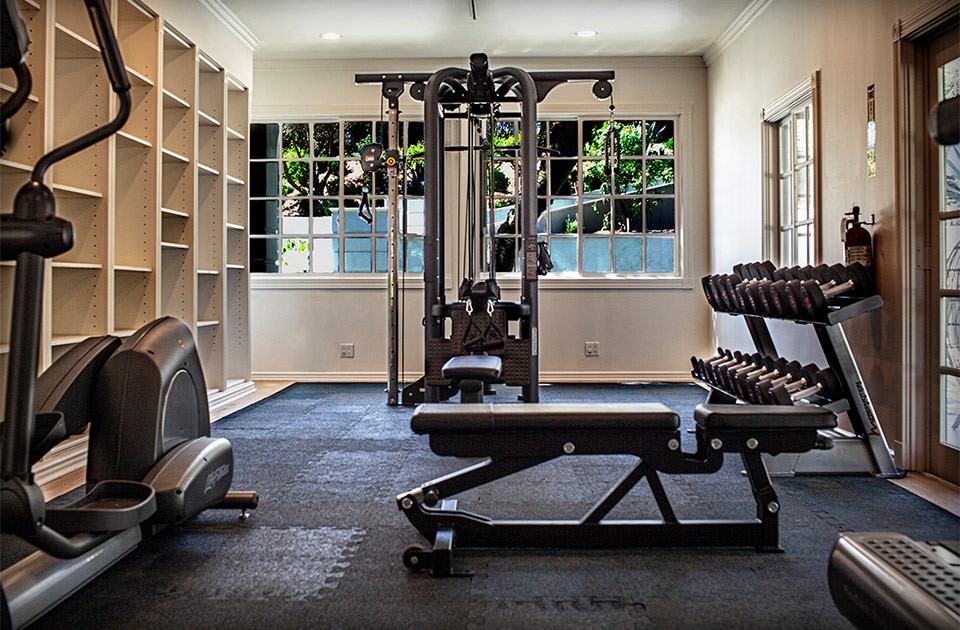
[855,381,880,436]
[204,464,231,493]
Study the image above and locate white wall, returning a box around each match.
[707,0,929,454]
[249,56,712,382]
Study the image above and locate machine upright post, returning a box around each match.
[494,66,540,402]
[423,69,467,402]
[2,253,44,478]
[386,98,401,405]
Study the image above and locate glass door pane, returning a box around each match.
[937,54,960,451]
[942,218,960,289]
[940,374,960,449]
[941,296,960,368]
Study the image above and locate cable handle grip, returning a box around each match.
[84,0,131,94]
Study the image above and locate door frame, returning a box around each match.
[894,0,960,472]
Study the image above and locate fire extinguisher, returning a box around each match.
[842,205,875,268]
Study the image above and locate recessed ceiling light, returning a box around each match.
[320,32,342,40]
[575,30,597,38]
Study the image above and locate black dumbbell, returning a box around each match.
[716,353,766,391]
[734,279,764,314]
[762,264,835,318]
[770,264,842,318]
[695,349,740,382]
[728,356,780,399]
[719,273,745,312]
[704,275,735,312]
[699,349,745,386]
[734,263,836,317]
[691,348,730,380]
[736,276,791,316]
[759,365,843,405]
[724,354,784,394]
[704,351,746,386]
[792,263,873,319]
[737,260,799,282]
[754,362,820,402]
[706,274,741,313]
[732,261,755,279]
[734,358,803,402]
[701,276,722,311]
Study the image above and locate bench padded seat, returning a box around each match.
[442,355,503,381]
[694,403,837,431]
[412,403,679,434]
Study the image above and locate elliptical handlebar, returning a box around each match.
[85,0,131,95]
[31,0,131,184]
[1,0,131,492]
[0,0,33,134]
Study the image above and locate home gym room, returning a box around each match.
[1,0,958,628]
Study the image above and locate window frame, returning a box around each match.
[762,72,821,267]
[250,105,694,290]
[480,104,694,289]
[248,118,426,276]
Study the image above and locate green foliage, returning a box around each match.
[281,124,310,196]
[581,120,675,195]
[281,238,308,269]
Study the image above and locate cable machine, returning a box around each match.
[357,54,614,405]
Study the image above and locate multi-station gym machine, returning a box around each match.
[356,54,615,405]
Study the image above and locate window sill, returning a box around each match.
[251,273,692,290]
[250,273,423,290]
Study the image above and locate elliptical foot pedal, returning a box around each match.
[44,480,156,535]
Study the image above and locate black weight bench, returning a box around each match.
[441,354,502,403]
[397,402,837,576]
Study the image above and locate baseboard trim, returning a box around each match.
[539,371,694,383]
[209,379,258,416]
[33,435,88,487]
[251,370,695,383]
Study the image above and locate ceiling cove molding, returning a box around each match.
[254,56,706,72]
[702,0,772,67]
[199,0,260,51]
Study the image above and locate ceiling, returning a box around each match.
[218,0,755,61]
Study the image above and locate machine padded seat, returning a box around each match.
[694,403,837,431]
[442,355,503,381]
[412,403,679,434]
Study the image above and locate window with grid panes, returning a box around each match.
[484,117,677,275]
[775,98,815,267]
[248,120,425,273]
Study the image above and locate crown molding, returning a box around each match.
[199,0,260,51]
[253,56,705,72]
[702,0,772,67]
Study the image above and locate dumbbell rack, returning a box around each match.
[703,294,902,478]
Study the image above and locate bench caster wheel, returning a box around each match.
[402,545,429,571]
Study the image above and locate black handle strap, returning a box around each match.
[357,185,373,225]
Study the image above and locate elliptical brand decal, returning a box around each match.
[205,464,230,493]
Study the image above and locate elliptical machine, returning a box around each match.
[0,2,257,628]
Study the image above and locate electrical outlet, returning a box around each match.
[584,341,600,357]
[339,343,355,359]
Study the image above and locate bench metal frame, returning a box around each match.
[398,407,830,576]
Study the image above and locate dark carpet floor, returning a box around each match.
[5,383,958,629]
